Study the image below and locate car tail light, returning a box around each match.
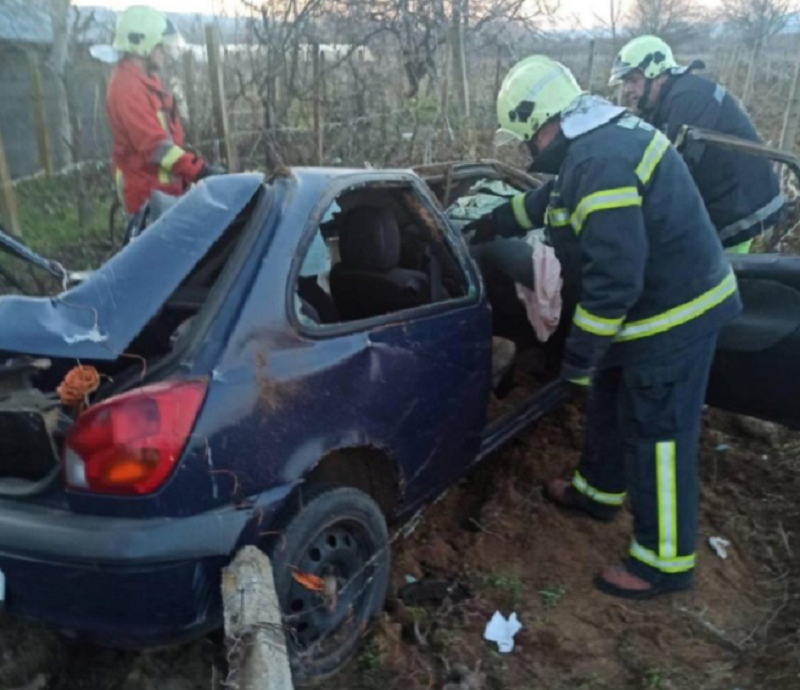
[64,380,207,495]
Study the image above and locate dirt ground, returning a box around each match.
[318,405,800,690]
[0,403,797,690]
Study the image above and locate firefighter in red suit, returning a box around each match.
[107,5,213,215]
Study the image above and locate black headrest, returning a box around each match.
[338,206,400,273]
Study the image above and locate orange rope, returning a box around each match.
[57,365,100,407]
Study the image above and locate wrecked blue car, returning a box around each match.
[0,152,797,682]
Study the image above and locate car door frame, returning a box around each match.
[677,126,800,429]
[282,171,495,511]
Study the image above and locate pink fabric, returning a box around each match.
[515,237,563,342]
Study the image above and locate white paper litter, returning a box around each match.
[709,536,732,560]
[483,611,522,653]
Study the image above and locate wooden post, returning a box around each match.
[27,50,53,176]
[493,43,503,102]
[451,0,474,157]
[205,25,239,172]
[182,50,199,145]
[586,39,596,94]
[0,122,21,237]
[50,0,72,169]
[779,37,800,152]
[222,547,294,690]
[312,43,324,166]
[712,46,722,77]
[380,95,388,146]
[440,29,452,145]
[723,48,738,86]
[742,41,760,107]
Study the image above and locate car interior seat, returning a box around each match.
[330,205,431,321]
[297,276,339,323]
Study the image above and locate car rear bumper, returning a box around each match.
[0,551,226,647]
[0,485,293,647]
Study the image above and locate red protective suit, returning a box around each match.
[107,58,205,214]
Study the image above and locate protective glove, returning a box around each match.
[173,154,226,184]
[172,153,205,183]
[463,214,497,244]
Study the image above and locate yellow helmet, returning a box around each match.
[496,55,582,142]
[609,35,678,86]
[113,6,183,58]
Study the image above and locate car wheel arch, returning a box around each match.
[301,445,403,517]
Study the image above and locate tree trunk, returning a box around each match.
[49,0,73,169]
[0,122,21,237]
[451,0,469,120]
[586,40,596,94]
[451,0,474,157]
[780,35,800,152]
[65,71,89,227]
[741,41,760,108]
[27,50,54,176]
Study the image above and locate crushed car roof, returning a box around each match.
[0,174,264,361]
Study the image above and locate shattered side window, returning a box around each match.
[292,184,470,327]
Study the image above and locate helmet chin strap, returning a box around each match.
[637,78,655,115]
[527,130,569,175]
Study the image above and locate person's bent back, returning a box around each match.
[611,35,784,252]
[108,6,212,215]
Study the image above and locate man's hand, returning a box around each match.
[463,214,496,244]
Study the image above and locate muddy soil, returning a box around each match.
[0,404,797,690]
[319,405,800,690]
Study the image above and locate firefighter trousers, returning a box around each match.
[571,333,718,585]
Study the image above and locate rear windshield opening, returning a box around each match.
[125,195,260,363]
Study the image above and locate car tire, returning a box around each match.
[267,485,390,685]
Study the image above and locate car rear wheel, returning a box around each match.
[268,485,390,684]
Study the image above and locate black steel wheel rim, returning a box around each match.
[285,519,377,657]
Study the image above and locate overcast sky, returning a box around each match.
[71,0,723,30]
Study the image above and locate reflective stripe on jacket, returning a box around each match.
[651,73,784,248]
[107,59,191,214]
[494,113,742,380]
